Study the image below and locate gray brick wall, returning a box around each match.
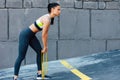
[6,0,23,8]
[0,0,5,8]
[50,0,74,8]
[60,9,90,39]
[58,40,106,59]
[0,42,19,68]
[91,10,120,39]
[9,9,25,41]
[32,0,48,8]
[0,9,8,41]
[0,0,120,69]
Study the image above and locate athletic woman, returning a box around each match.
[13,3,61,80]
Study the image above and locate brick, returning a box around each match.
[89,40,106,53]
[24,0,32,8]
[99,0,112,1]
[98,2,106,9]
[32,0,48,8]
[9,9,25,41]
[48,40,57,60]
[111,0,119,1]
[107,40,120,51]
[58,40,105,59]
[0,42,19,69]
[114,0,119,1]
[6,0,22,8]
[0,0,5,8]
[74,0,83,9]
[50,0,74,8]
[0,9,8,41]
[91,10,120,39]
[106,2,119,9]
[84,0,98,1]
[58,40,89,59]
[60,9,90,39]
[83,2,98,9]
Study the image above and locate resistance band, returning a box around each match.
[41,52,48,79]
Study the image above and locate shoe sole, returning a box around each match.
[36,77,49,80]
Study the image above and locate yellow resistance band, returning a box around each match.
[41,52,48,79]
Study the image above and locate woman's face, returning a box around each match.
[52,6,61,16]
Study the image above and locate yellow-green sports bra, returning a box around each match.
[34,14,51,31]
[34,19,44,31]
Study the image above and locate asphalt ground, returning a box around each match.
[0,50,120,80]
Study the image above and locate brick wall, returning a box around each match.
[0,0,120,69]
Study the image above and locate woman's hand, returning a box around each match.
[41,47,48,54]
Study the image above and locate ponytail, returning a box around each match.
[51,18,54,25]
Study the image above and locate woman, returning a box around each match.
[13,3,61,80]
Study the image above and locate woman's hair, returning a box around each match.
[48,3,60,25]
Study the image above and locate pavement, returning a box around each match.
[0,50,120,80]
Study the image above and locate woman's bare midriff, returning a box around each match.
[29,24,40,33]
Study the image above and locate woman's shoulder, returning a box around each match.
[42,14,50,19]
[40,14,51,23]
[43,13,49,16]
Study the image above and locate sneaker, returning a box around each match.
[13,77,17,80]
[36,73,51,80]
[13,77,21,80]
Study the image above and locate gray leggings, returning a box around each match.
[14,27,42,75]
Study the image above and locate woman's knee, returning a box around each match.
[17,56,25,62]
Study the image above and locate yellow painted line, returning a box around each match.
[71,69,92,80]
[60,60,74,69]
[60,60,92,80]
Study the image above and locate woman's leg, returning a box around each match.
[14,29,31,77]
[14,40,29,76]
[29,36,42,74]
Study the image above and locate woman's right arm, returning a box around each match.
[41,19,50,54]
